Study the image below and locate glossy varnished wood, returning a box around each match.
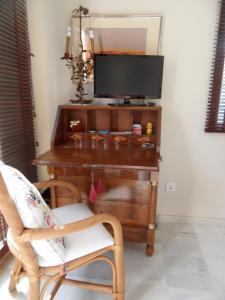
[57,104,161,111]
[51,105,161,149]
[34,138,159,171]
[34,104,161,256]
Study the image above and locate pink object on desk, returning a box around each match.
[88,184,97,203]
[96,179,105,194]
[88,170,97,203]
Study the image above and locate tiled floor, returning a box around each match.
[1,220,225,299]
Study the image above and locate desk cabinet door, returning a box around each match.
[50,167,151,226]
[89,176,150,226]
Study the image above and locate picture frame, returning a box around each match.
[71,14,162,80]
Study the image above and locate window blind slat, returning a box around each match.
[205,0,225,132]
[0,0,37,258]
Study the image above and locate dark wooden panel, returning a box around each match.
[111,110,133,131]
[95,110,111,131]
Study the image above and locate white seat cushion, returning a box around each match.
[38,203,114,267]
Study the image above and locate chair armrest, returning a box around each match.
[15,213,123,246]
[34,180,82,203]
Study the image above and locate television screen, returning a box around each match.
[94,54,164,99]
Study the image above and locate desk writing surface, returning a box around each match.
[34,141,159,171]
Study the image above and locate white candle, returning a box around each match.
[66,26,71,54]
[67,26,72,37]
[88,30,94,59]
[88,30,94,39]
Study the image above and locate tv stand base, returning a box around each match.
[108,103,156,107]
[108,103,147,107]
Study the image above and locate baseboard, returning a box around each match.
[158,214,225,226]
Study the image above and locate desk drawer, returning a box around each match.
[54,174,151,205]
[50,166,151,181]
[90,200,149,226]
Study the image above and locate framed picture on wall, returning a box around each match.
[72,14,162,54]
[71,14,162,80]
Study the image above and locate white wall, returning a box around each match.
[27,0,225,218]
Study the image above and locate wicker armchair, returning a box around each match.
[0,175,124,300]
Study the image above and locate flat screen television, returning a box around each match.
[94,54,164,103]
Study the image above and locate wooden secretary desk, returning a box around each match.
[34,104,162,256]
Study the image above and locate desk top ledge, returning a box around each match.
[59,104,161,111]
[33,145,159,171]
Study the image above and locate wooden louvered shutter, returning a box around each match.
[0,0,37,256]
[205,0,225,132]
[0,0,37,178]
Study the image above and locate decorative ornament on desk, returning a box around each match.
[61,6,93,104]
[96,178,105,195]
[70,120,80,132]
[88,171,97,203]
[146,122,153,136]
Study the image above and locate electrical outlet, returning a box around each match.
[165,182,176,192]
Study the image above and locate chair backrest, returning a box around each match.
[0,174,24,237]
[0,174,39,268]
[0,163,65,265]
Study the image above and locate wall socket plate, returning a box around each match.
[165,182,176,192]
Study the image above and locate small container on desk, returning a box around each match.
[133,124,142,135]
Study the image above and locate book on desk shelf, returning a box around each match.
[110,131,132,135]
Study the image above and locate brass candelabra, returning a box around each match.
[62,6,93,104]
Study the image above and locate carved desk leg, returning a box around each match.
[146,172,159,256]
